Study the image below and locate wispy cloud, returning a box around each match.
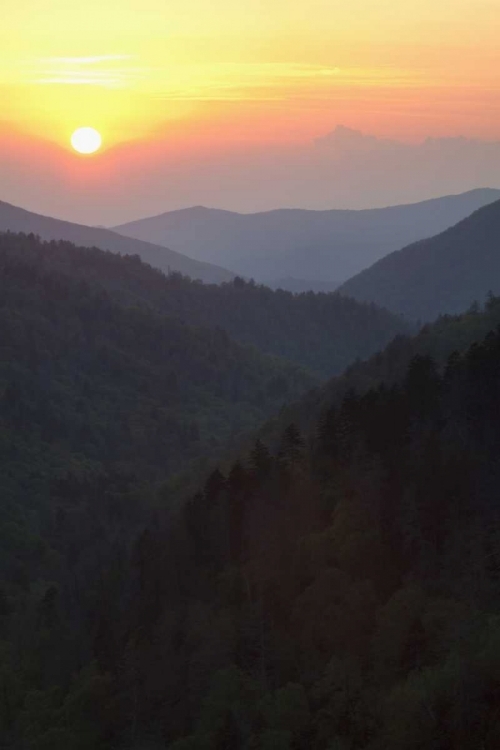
[149,63,424,102]
[20,54,424,98]
[28,54,140,88]
[37,54,134,65]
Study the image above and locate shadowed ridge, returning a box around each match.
[338,198,500,321]
[0,198,235,283]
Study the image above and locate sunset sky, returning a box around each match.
[1,0,499,224]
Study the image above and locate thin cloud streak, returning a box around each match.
[147,63,426,102]
[28,57,424,99]
[28,54,141,88]
[37,55,135,65]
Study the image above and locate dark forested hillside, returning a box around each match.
[2,246,500,748]
[147,324,500,750]
[4,300,500,748]
[257,292,500,444]
[0,233,410,379]
[0,232,316,715]
[113,188,500,284]
[338,198,500,321]
[0,199,234,283]
[0,237,313,473]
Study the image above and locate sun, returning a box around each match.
[70,127,102,155]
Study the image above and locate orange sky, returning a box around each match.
[1,0,499,222]
[3,0,500,145]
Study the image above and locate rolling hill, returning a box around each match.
[3,276,500,748]
[113,188,500,285]
[147,302,500,750]
[0,233,313,475]
[0,233,411,379]
[0,199,233,283]
[0,231,316,594]
[255,291,500,451]
[338,198,500,321]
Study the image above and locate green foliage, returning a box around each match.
[259,683,310,736]
[95,320,500,750]
[4,230,500,749]
[0,232,410,379]
[0,231,318,748]
[258,289,500,448]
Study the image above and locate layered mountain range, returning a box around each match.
[3,222,500,749]
[0,199,233,283]
[113,188,500,286]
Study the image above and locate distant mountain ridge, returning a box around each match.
[0,199,233,283]
[338,198,500,321]
[113,188,500,285]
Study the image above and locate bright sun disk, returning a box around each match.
[71,127,102,155]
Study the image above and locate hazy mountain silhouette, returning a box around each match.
[113,189,500,284]
[338,199,500,321]
[0,199,233,283]
[6,124,500,225]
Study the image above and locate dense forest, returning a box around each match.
[0,231,317,694]
[258,292,500,446]
[2,222,500,748]
[0,235,315,474]
[154,325,500,750]
[0,233,410,379]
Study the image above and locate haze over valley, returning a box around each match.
[114,188,500,285]
[4,125,500,226]
[2,1,500,748]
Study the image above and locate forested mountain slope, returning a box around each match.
[114,188,500,284]
[0,199,233,282]
[0,233,410,378]
[3,294,500,749]
[256,293,500,445]
[338,198,500,321]
[267,277,342,293]
[148,321,500,750]
[0,233,315,630]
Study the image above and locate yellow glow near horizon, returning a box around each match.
[0,0,499,149]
